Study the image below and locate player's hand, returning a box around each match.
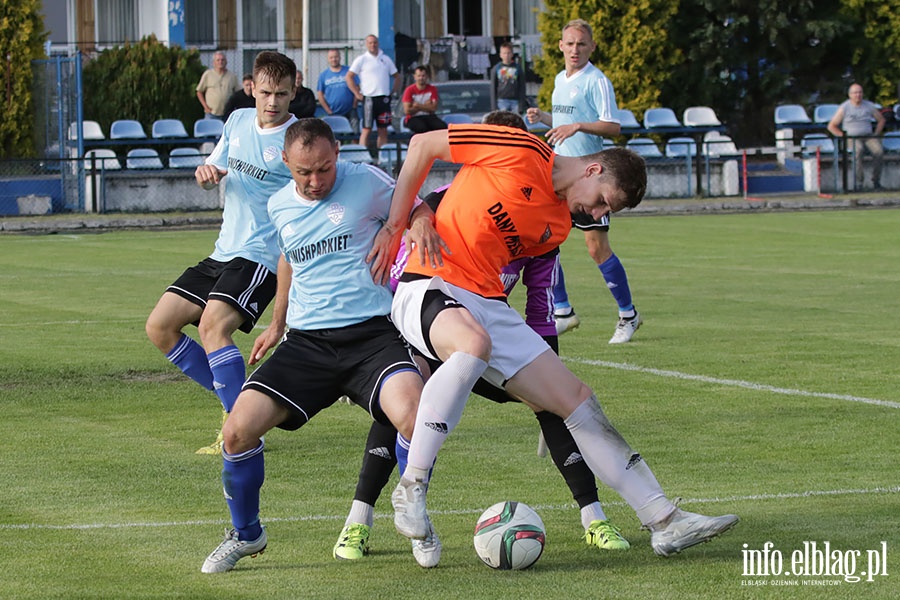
[250,324,284,364]
[526,107,542,124]
[195,164,227,189]
[406,213,449,269]
[545,124,579,147]
[367,225,403,285]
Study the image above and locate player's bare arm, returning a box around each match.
[250,255,291,364]
[406,201,449,269]
[546,120,620,147]
[195,164,227,189]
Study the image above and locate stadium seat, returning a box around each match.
[614,108,641,129]
[665,137,697,157]
[168,147,205,168]
[682,106,722,127]
[601,138,617,148]
[625,137,663,158]
[441,113,475,125]
[703,131,739,156]
[322,115,354,135]
[774,104,812,125]
[151,119,189,138]
[126,148,164,169]
[84,148,121,170]
[882,131,900,153]
[813,104,840,124]
[338,143,374,163]
[378,142,408,170]
[643,107,682,129]
[800,133,835,156]
[109,119,147,139]
[194,118,224,139]
[68,120,105,141]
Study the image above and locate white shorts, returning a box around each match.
[391,277,550,387]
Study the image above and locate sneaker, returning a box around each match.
[196,409,227,455]
[609,312,642,344]
[411,523,442,568]
[333,523,370,560]
[201,527,267,573]
[650,508,739,557]
[583,519,631,550]
[392,477,430,539]
[554,308,581,335]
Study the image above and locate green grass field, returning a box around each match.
[1,209,898,599]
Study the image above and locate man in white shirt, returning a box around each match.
[347,35,401,150]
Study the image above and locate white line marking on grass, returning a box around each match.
[566,358,900,409]
[3,486,897,531]
[0,319,137,328]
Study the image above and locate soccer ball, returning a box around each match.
[473,501,546,570]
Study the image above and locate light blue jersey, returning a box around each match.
[206,108,298,273]
[551,62,619,157]
[268,161,397,330]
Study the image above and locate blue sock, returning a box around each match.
[599,254,635,317]
[166,334,214,391]
[395,433,410,478]
[208,345,245,412]
[553,263,571,311]
[222,441,265,541]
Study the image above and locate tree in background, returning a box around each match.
[0,0,47,158]
[82,35,206,137]
[533,0,680,120]
[841,0,900,104]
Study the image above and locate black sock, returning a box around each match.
[353,420,398,505]
[535,410,599,508]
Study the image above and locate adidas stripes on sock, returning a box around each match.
[166,334,214,391]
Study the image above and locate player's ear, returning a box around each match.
[585,163,603,178]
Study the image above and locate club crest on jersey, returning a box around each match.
[263,145,279,162]
[327,202,345,224]
[569,86,580,99]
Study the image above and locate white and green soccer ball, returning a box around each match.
[473,501,546,570]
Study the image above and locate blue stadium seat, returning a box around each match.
[682,106,722,127]
[68,120,105,141]
[800,133,835,156]
[378,142,408,170]
[774,104,812,125]
[614,108,640,129]
[882,131,900,153]
[338,143,374,164]
[813,104,839,124]
[110,119,147,139]
[441,113,474,125]
[194,119,224,139]
[703,131,739,157]
[126,148,164,169]
[665,137,697,158]
[151,119,189,138]
[625,138,663,158]
[322,115,354,135]
[168,147,205,169]
[84,148,121,170]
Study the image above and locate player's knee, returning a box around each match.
[222,417,257,455]
[460,330,492,362]
[145,314,176,352]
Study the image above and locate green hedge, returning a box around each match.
[0,0,47,158]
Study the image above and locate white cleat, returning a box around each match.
[609,312,642,344]
[411,523,442,568]
[554,309,581,335]
[392,477,431,539]
[201,527,267,573]
[650,508,739,557]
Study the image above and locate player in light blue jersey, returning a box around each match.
[200,118,444,573]
[145,51,298,455]
[527,19,642,344]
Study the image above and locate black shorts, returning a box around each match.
[572,212,610,231]
[363,96,393,129]
[167,257,276,333]
[243,316,421,430]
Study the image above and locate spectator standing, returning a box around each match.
[197,51,240,121]
[223,74,255,121]
[491,42,526,114]
[289,70,317,119]
[401,67,448,133]
[347,35,401,149]
[317,49,360,133]
[827,83,885,190]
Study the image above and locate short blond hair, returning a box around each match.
[562,19,593,40]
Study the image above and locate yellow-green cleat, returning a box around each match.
[584,519,631,550]
[333,523,371,560]
[196,410,228,455]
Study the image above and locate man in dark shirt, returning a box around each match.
[289,71,317,119]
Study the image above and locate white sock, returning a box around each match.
[565,395,675,526]
[404,352,488,482]
[580,502,608,529]
[345,500,374,528]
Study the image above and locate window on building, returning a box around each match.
[310,0,349,42]
[447,0,483,36]
[96,0,138,45]
[395,0,423,39]
[243,0,279,43]
[513,0,542,36]
[185,0,216,46]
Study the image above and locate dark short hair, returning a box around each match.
[253,51,297,87]
[242,73,253,82]
[284,118,336,151]
[499,42,514,51]
[482,110,527,132]
[591,147,647,209]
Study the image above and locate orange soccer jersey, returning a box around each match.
[404,124,572,298]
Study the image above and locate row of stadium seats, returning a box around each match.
[83,147,205,170]
[69,119,224,141]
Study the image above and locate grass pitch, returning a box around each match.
[1,209,898,599]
